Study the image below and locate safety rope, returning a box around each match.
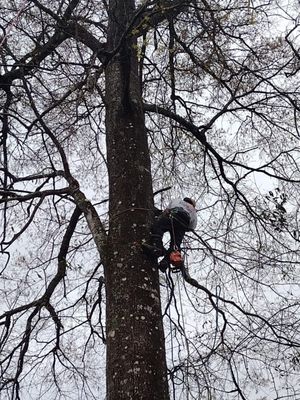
[169,214,186,272]
[211,284,221,351]
[168,220,192,397]
[165,271,176,400]
[164,222,195,398]
[169,214,178,251]
[177,271,191,399]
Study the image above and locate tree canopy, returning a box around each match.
[1,0,300,399]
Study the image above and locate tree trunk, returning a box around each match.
[105,1,169,399]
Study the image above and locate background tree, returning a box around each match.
[1,0,300,399]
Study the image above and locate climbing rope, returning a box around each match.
[169,214,177,250]
[164,231,193,399]
[177,270,191,399]
[169,215,184,271]
[165,271,177,400]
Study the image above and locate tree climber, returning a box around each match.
[143,197,197,271]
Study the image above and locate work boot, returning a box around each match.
[142,243,165,258]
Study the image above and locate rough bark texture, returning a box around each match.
[105,1,169,399]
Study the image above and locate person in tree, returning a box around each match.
[143,197,197,271]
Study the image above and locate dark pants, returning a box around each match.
[151,208,190,252]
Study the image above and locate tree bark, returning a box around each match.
[105,1,169,399]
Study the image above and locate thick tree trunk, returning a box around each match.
[104,1,169,399]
